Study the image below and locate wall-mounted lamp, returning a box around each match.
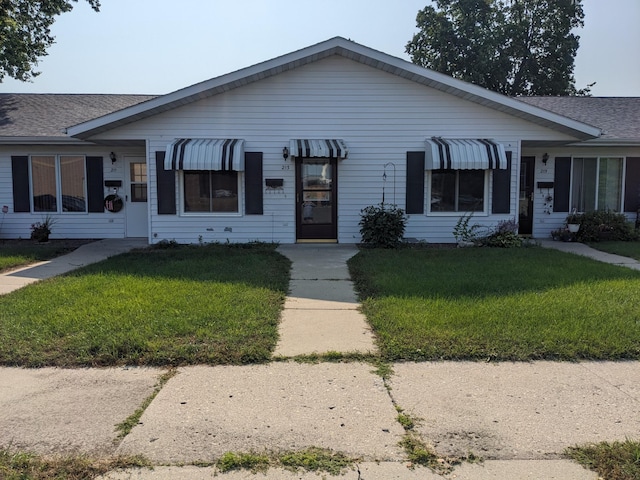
[282,146,289,161]
[110,152,117,164]
[542,152,549,165]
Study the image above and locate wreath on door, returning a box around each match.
[104,194,124,212]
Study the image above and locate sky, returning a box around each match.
[1,0,639,96]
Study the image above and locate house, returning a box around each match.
[0,37,638,244]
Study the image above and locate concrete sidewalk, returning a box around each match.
[1,239,639,479]
[0,238,147,295]
[539,238,640,270]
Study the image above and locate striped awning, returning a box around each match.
[425,138,507,170]
[289,139,348,159]
[164,138,245,171]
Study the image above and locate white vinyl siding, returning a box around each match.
[0,146,145,240]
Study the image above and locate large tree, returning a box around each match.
[406,0,588,96]
[0,0,100,82]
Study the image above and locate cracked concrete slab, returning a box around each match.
[389,362,640,461]
[101,462,443,479]
[448,460,597,479]
[116,363,404,464]
[0,367,161,455]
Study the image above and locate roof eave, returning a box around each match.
[66,37,602,141]
[0,136,90,145]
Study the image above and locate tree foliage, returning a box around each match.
[406,0,589,96]
[0,0,100,82]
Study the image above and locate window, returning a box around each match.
[430,170,487,213]
[572,157,623,211]
[183,171,239,213]
[129,162,148,202]
[31,155,86,213]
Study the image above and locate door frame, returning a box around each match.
[518,156,535,235]
[124,156,149,238]
[295,157,338,242]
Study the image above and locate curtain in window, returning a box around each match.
[31,156,56,212]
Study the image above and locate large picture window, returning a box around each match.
[430,170,486,213]
[183,171,239,213]
[572,157,623,212]
[31,155,86,213]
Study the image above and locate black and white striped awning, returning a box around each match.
[164,138,245,171]
[289,139,348,159]
[425,138,507,170]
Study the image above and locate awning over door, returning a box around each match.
[165,138,245,171]
[425,138,507,170]
[289,139,348,159]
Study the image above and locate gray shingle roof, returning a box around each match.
[0,94,157,138]
[517,96,640,141]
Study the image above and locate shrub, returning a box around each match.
[359,203,407,248]
[453,212,483,245]
[574,210,638,242]
[483,218,523,248]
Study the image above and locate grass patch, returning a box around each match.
[349,247,640,361]
[0,449,150,480]
[115,369,177,439]
[566,440,640,480]
[0,243,290,367]
[588,240,640,261]
[216,448,356,475]
[0,239,91,273]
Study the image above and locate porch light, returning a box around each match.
[282,146,289,160]
[110,152,117,164]
[542,152,549,165]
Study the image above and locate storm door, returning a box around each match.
[296,158,337,241]
[519,156,535,235]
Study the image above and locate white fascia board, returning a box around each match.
[0,136,90,145]
[66,36,602,141]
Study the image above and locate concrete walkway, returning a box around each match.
[539,238,640,270]
[1,239,639,479]
[274,244,377,357]
[0,238,147,295]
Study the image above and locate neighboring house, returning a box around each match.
[0,37,637,244]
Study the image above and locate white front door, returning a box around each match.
[125,156,149,238]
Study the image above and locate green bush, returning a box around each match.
[359,203,407,248]
[574,210,638,242]
[482,218,523,248]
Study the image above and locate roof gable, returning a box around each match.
[66,37,601,141]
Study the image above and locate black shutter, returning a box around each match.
[624,157,640,212]
[491,151,512,214]
[156,151,176,215]
[406,151,425,214]
[553,157,572,212]
[85,156,104,213]
[11,156,30,212]
[244,152,263,215]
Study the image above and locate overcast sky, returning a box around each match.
[1,0,638,96]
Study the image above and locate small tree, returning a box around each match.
[359,203,407,248]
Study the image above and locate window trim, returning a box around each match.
[179,170,243,216]
[28,154,88,214]
[426,169,489,216]
[570,156,626,212]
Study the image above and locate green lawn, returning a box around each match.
[588,240,640,261]
[0,240,90,273]
[0,243,290,367]
[349,247,640,361]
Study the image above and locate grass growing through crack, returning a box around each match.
[115,369,177,439]
[216,447,356,475]
[0,450,150,480]
[566,440,640,480]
